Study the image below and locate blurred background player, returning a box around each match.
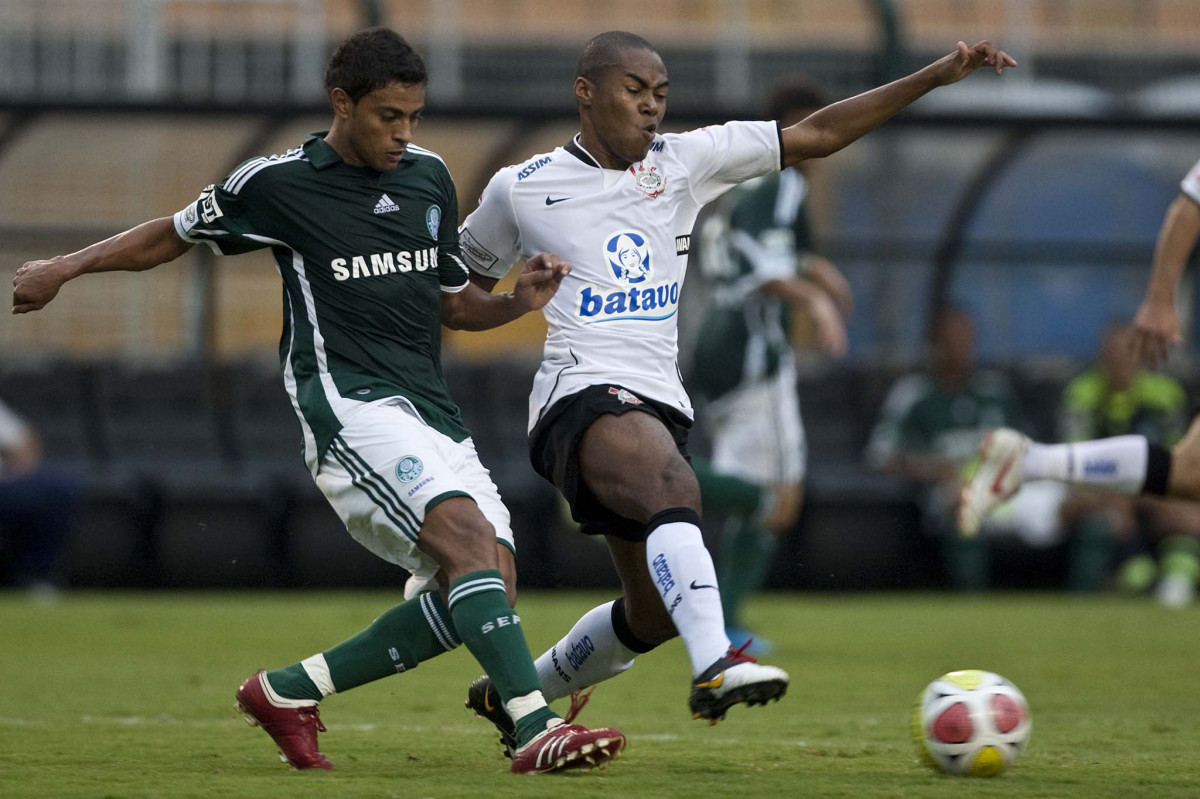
[0,398,80,595]
[690,75,853,653]
[12,27,625,774]
[867,306,1064,590]
[1056,322,1200,599]
[963,157,1200,604]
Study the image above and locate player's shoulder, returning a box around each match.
[884,372,935,413]
[481,146,565,203]
[501,146,568,187]
[404,143,453,177]
[221,147,308,195]
[1180,160,1200,203]
[660,120,774,149]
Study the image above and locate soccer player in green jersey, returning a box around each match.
[11,28,625,774]
[690,76,853,653]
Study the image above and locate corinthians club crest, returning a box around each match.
[631,163,665,198]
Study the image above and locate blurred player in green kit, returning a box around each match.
[690,77,854,653]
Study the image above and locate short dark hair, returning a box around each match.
[324,28,427,103]
[764,76,829,122]
[576,31,658,83]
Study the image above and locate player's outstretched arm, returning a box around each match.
[441,253,569,331]
[13,217,193,314]
[1134,193,1200,366]
[781,41,1016,167]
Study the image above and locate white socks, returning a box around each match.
[646,519,731,676]
[1022,435,1148,495]
[535,601,638,702]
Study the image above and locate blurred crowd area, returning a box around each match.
[2,0,1200,592]
[2,0,1200,110]
[1,115,1196,365]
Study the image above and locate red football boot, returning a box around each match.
[509,720,626,774]
[235,670,333,770]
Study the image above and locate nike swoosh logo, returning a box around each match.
[690,580,718,591]
[545,196,571,205]
[483,685,495,712]
[694,672,724,689]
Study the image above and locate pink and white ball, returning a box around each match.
[913,670,1031,777]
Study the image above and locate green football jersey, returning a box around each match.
[866,371,1023,467]
[173,133,471,473]
[691,168,816,400]
[1060,369,1186,445]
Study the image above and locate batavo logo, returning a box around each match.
[576,230,679,324]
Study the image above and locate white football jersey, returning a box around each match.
[1182,159,1200,206]
[460,121,782,430]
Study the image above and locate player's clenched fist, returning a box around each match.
[12,257,73,314]
[513,253,571,313]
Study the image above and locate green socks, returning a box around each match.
[262,569,556,747]
[945,532,988,591]
[266,591,459,701]
[697,459,777,628]
[693,457,766,516]
[447,570,557,746]
[1066,517,1114,592]
[718,516,778,628]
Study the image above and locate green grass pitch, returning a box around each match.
[2,591,1198,798]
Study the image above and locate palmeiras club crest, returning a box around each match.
[425,205,441,239]
[396,455,424,483]
[631,164,665,198]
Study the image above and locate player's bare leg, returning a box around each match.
[578,410,788,722]
[1166,414,1200,500]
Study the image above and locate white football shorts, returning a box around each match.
[707,359,807,486]
[314,398,514,594]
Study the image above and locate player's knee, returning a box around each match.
[653,457,701,510]
[420,499,498,575]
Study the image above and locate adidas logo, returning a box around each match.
[374,193,400,215]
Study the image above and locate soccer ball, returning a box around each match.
[912,670,1031,777]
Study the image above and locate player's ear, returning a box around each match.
[329,87,354,120]
[574,77,595,108]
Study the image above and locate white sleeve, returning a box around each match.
[670,121,782,207]
[458,167,522,280]
[1181,159,1200,206]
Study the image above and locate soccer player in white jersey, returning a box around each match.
[13,28,625,775]
[458,30,1016,746]
[962,159,1200,599]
